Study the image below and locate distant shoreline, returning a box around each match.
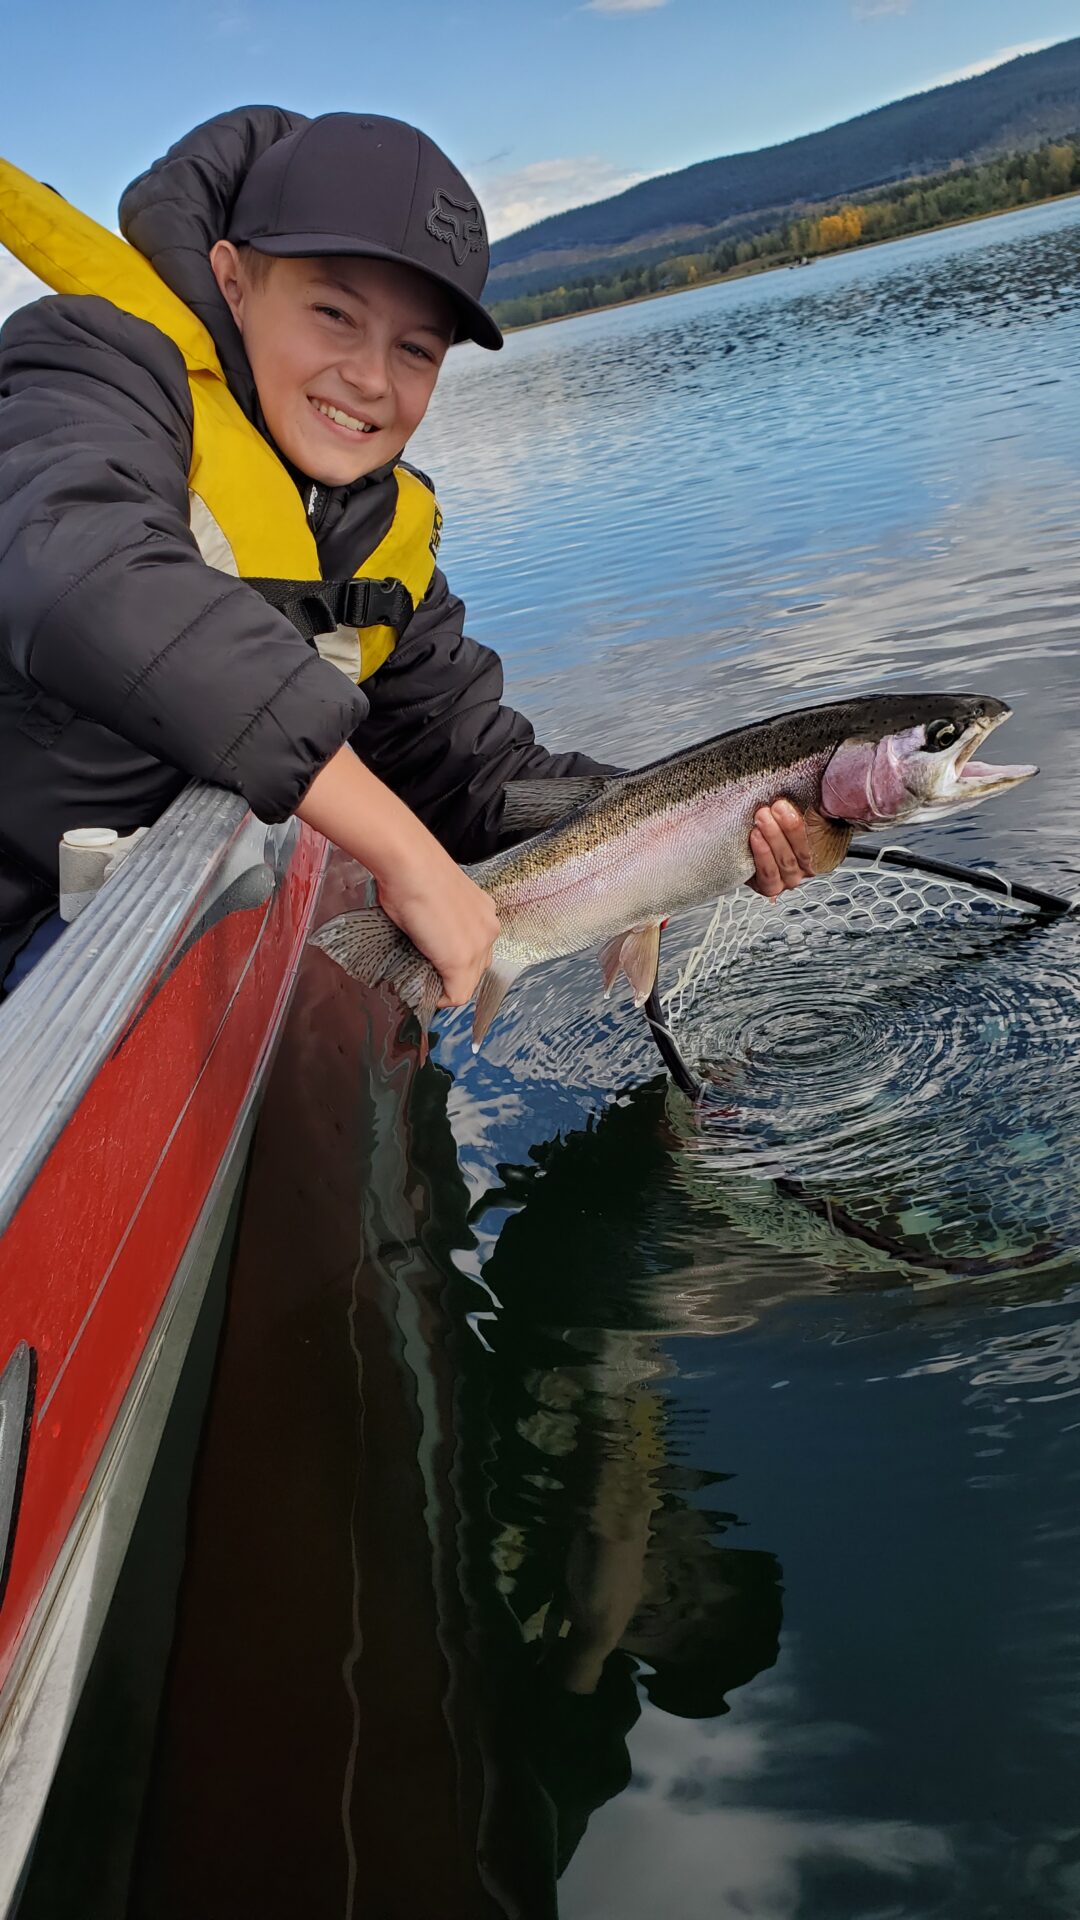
[497,186,1080,335]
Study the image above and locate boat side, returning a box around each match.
[0,783,325,1906]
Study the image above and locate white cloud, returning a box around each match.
[852,0,910,18]
[584,0,671,13]
[925,38,1055,88]
[0,250,49,325]
[480,157,648,241]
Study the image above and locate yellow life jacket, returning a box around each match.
[0,158,442,683]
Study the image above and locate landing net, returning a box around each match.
[644,844,1078,1282]
[653,843,1075,1096]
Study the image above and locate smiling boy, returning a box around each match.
[218,252,456,481]
[0,108,810,1000]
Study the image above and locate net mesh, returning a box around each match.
[662,848,1050,1041]
[641,850,1079,1285]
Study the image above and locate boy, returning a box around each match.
[0,108,811,1001]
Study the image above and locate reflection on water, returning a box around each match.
[27,202,1080,1917]
[128,990,1080,1919]
[675,909,1080,1280]
[423,202,1080,1918]
[417,195,1079,896]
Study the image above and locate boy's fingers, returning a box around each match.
[748,827,782,899]
[772,799,815,873]
[437,944,495,1009]
[748,802,813,898]
[437,976,474,1008]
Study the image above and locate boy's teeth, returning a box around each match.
[313,399,375,433]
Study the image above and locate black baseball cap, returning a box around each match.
[227,113,503,350]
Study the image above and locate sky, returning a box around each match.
[1,0,1077,319]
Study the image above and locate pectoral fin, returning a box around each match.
[597,922,662,1008]
[805,807,854,876]
[471,961,521,1052]
[598,932,626,994]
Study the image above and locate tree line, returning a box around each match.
[489,135,1080,331]
[490,39,1080,270]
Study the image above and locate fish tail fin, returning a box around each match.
[311,909,442,1035]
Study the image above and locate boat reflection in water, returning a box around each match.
[71,853,780,1920]
[21,835,1080,1918]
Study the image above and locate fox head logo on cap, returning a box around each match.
[426,189,486,269]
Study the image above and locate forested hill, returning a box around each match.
[487,37,1080,300]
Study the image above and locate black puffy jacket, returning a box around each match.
[0,106,609,972]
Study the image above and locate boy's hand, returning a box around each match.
[378,854,501,1009]
[748,799,814,898]
[297,745,500,1007]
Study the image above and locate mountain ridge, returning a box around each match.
[487,37,1080,300]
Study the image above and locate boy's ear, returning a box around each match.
[209,240,247,330]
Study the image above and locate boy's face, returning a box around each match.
[210,245,455,484]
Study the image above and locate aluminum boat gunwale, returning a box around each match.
[0,782,326,1911]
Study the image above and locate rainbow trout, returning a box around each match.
[312,693,1036,1048]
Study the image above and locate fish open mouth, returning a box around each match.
[948,709,1038,799]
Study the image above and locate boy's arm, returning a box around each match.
[295,745,499,1006]
[0,296,367,822]
[356,567,618,862]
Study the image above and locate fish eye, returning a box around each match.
[925,719,961,752]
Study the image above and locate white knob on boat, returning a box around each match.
[59,828,122,921]
[61,828,119,850]
[58,826,150,920]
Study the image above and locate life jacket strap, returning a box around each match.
[245,576,415,642]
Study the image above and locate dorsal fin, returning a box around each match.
[501,775,611,835]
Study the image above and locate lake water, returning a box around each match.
[21,199,1080,1919]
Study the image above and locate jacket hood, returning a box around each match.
[119,105,400,493]
[120,106,307,420]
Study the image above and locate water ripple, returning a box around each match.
[668,910,1080,1278]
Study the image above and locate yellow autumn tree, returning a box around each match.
[1042,144,1076,193]
[812,205,864,252]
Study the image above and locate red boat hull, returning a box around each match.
[0,813,323,1705]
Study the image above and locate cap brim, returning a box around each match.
[242,232,503,350]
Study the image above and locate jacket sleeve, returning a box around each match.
[0,296,367,821]
[356,565,619,861]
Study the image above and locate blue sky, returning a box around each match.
[0,0,1077,315]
